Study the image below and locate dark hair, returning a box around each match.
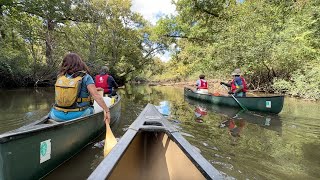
[58,53,90,77]
[99,66,109,75]
[199,74,205,79]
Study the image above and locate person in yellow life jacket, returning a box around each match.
[48,53,110,123]
[196,74,209,94]
[95,66,118,96]
[220,68,248,97]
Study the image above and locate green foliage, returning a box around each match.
[0,0,152,87]
[273,62,320,100]
[149,0,320,99]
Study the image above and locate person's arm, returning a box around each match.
[196,80,200,87]
[108,76,118,89]
[220,82,231,87]
[87,84,111,124]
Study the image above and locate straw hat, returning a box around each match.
[231,68,242,76]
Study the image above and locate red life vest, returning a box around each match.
[95,74,109,93]
[231,77,247,93]
[198,79,208,89]
[195,107,207,115]
[228,120,236,130]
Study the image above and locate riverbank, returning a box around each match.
[147,79,239,95]
[137,80,281,97]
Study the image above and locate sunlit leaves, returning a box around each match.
[149,0,320,99]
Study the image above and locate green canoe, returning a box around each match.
[184,87,284,114]
[88,104,223,180]
[0,96,121,180]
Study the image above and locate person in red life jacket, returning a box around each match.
[196,74,209,94]
[220,68,247,97]
[95,66,118,96]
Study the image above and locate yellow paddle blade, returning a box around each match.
[103,123,117,157]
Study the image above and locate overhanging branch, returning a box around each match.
[193,0,220,17]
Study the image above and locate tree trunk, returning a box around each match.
[88,22,100,62]
[46,19,55,66]
[0,5,5,39]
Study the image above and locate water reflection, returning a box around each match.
[0,88,54,133]
[194,106,207,123]
[185,97,282,135]
[155,101,171,116]
[219,118,246,145]
[1,85,319,179]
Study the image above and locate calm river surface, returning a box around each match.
[0,85,319,179]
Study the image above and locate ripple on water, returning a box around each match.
[180,131,195,138]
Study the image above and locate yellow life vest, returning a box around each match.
[54,72,92,112]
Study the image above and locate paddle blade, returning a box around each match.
[103,124,117,157]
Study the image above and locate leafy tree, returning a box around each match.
[0,0,155,87]
[149,0,320,99]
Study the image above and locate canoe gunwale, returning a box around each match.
[0,94,121,143]
[184,87,285,98]
[88,104,223,180]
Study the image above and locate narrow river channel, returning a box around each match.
[0,85,319,179]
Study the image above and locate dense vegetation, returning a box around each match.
[1,0,319,99]
[144,0,320,100]
[0,0,163,87]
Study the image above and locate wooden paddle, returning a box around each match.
[96,88,117,156]
[103,120,117,157]
[222,85,248,111]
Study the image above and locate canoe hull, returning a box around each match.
[184,87,284,114]
[88,104,222,180]
[0,97,121,180]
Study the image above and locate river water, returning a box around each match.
[0,85,319,179]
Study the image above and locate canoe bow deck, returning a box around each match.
[184,87,284,114]
[0,96,121,180]
[88,104,222,180]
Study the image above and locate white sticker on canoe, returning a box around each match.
[266,101,271,108]
[40,139,51,163]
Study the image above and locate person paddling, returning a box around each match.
[220,68,247,97]
[49,53,110,123]
[196,74,209,94]
[95,66,118,96]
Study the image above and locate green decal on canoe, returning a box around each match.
[40,142,47,156]
[40,139,51,163]
[266,101,271,108]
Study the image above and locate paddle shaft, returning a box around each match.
[97,93,117,156]
[222,85,248,111]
